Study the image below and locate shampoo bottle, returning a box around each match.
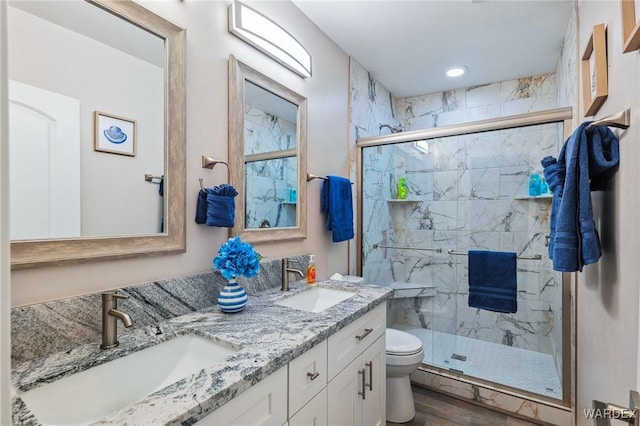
[397,177,408,199]
[306,255,316,285]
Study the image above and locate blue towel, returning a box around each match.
[541,122,619,272]
[195,190,207,224]
[321,176,354,242]
[468,250,517,313]
[205,184,238,228]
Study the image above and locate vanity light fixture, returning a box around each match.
[445,65,468,78]
[228,1,312,78]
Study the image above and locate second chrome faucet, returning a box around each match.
[281,258,304,291]
[100,291,133,349]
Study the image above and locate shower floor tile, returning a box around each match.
[398,326,562,399]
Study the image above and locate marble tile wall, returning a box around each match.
[352,62,564,367]
[244,105,298,228]
[398,74,557,131]
[11,255,309,365]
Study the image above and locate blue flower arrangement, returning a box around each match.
[213,236,261,280]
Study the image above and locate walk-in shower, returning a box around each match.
[357,108,573,405]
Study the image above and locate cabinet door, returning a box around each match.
[327,303,386,380]
[194,366,287,426]
[289,388,327,426]
[327,357,362,426]
[360,336,386,426]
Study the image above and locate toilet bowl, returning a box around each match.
[386,328,424,423]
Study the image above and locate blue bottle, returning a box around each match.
[528,174,541,196]
[540,176,549,195]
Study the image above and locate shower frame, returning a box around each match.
[355,107,575,412]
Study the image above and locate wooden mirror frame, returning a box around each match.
[11,0,186,269]
[228,55,307,243]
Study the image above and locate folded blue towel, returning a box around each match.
[468,250,517,313]
[321,176,354,242]
[541,122,619,272]
[195,190,207,224]
[205,184,238,228]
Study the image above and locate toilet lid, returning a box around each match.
[386,328,423,355]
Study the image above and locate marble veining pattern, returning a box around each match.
[11,256,309,365]
[11,279,392,425]
[359,84,563,387]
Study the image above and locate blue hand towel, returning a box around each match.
[541,121,619,272]
[468,250,517,314]
[205,184,238,228]
[321,176,354,243]
[195,190,207,224]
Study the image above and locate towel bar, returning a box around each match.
[144,174,162,184]
[587,108,631,130]
[373,244,442,253]
[307,172,354,184]
[447,249,541,260]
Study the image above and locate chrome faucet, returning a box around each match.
[281,258,304,291]
[100,291,133,349]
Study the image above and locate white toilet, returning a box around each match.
[386,328,424,423]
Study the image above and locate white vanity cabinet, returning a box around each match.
[197,302,387,426]
[327,302,386,426]
[194,365,288,426]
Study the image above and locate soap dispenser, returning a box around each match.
[306,255,316,285]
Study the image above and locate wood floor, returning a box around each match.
[386,386,540,426]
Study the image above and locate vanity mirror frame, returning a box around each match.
[228,55,307,243]
[10,0,186,269]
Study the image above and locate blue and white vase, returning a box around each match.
[217,279,248,313]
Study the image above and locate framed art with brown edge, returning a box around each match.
[94,111,137,156]
[621,0,640,52]
[581,24,608,117]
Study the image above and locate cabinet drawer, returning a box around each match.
[288,387,328,426]
[327,302,386,379]
[289,339,327,416]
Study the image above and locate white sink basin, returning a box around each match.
[275,287,356,313]
[19,334,238,425]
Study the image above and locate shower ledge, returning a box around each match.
[387,282,436,299]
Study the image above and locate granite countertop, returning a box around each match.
[11,279,392,425]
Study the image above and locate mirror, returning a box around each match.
[229,55,307,243]
[9,0,186,268]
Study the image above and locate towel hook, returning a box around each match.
[198,178,205,192]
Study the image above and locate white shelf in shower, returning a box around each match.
[386,199,420,203]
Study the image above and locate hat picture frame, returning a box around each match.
[94,111,137,156]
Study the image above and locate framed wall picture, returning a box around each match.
[621,0,640,52]
[94,111,137,156]
[581,24,608,117]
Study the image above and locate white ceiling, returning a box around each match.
[292,0,574,98]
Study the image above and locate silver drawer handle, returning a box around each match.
[365,361,373,391]
[356,328,373,341]
[358,368,366,400]
[306,371,319,381]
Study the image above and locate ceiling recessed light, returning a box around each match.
[446,65,467,78]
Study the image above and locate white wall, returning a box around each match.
[10,0,350,306]
[576,1,640,423]
[0,0,11,422]
[8,6,164,237]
